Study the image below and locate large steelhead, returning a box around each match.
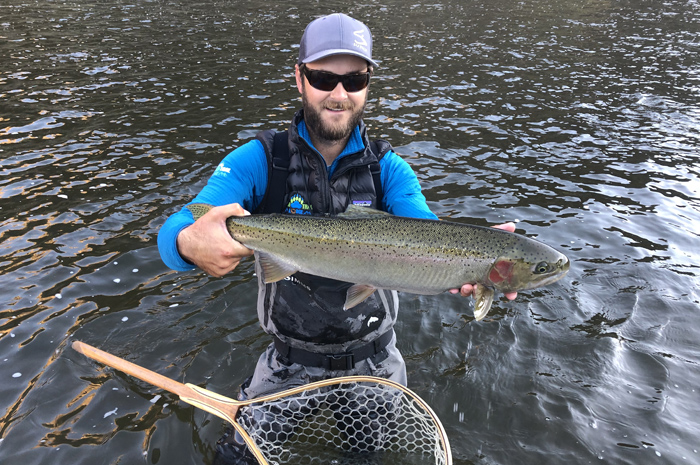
[186,204,569,320]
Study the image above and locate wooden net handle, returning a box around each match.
[71,341,268,464]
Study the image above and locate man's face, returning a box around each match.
[296,55,370,144]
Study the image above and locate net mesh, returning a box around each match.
[236,379,448,465]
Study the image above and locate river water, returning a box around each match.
[1,0,699,464]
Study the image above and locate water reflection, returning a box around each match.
[1,0,699,464]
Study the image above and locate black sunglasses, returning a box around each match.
[301,66,372,93]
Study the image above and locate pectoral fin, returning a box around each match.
[344,284,377,310]
[256,252,298,283]
[473,285,495,321]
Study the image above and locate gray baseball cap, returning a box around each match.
[298,13,378,67]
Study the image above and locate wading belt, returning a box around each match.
[273,329,394,371]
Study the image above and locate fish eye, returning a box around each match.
[534,261,552,274]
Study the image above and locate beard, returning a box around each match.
[302,86,366,144]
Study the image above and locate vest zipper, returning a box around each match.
[299,137,332,213]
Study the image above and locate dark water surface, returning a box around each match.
[1,0,699,464]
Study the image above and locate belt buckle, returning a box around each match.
[326,352,354,371]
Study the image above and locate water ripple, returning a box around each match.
[1,0,699,464]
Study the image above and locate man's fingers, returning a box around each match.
[492,222,516,233]
[177,203,253,276]
[205,203,250,222]
[448,283,475,297]
[218,203,250,217]
[450,284,518,301]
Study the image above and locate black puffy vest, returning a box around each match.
[252,109,399,351]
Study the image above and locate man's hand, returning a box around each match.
[176,203,254,277]
[449,222,518,301]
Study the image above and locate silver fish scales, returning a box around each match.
[187,204,570,320]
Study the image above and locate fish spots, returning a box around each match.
[225,209,567,295]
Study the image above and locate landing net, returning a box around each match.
[236,378,450,465]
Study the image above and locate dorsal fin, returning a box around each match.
[338,205,392,220]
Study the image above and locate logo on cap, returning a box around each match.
[353,30,368,52]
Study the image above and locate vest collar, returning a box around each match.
[290,109,373,176]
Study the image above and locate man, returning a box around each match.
[158,13,515,463]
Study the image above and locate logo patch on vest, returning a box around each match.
[285,193,312,215]
[352,199,373,207]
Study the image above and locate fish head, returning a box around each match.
[485,242,570,292]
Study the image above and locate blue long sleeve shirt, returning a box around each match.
[158,123,437,271]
